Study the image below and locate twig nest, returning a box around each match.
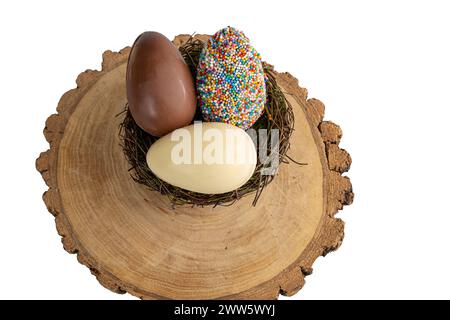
[119,37,296,207]
[197,27,266,129]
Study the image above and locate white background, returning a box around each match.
[1,0,449,300]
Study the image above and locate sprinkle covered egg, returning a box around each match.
[196,27,266,129]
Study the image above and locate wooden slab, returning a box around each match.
[36,35,353,299]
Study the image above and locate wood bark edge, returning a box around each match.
[35,36,354,299]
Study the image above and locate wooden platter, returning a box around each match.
[36,34,353,299]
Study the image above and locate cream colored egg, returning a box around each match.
[146,122,257,194]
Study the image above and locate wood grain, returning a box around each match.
[36,35,353,299]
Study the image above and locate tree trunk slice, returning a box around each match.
[36,34,353,300]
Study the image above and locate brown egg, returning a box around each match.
[126,32,196,137]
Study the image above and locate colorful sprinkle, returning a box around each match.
[196,27,266,129]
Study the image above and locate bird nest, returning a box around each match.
[118,37,298,207]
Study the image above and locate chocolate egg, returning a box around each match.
[146,122,257,194]
[126,32,196,137]
[197,27,266,129]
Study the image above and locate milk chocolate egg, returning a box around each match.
[146,122,257,194]
[126,32,196,137]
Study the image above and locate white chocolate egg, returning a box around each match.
[146,122,257,194]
